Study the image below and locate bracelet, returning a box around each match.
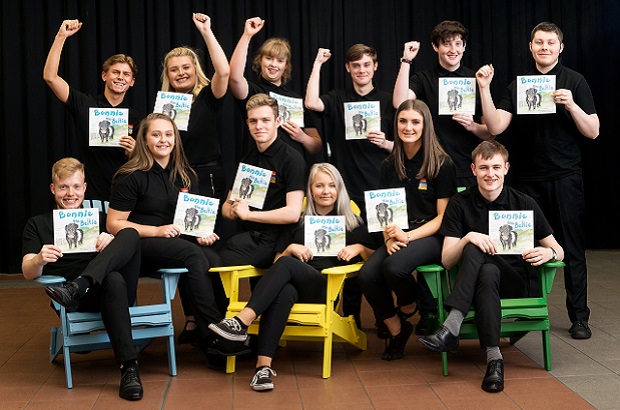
[549,246,558,261]
[400,57,413,64]
[407,232,411,243]
[384,237,391,244]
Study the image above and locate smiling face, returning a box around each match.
[260,55,288,86]
[432,35,465,71]
[101,62,135,95]
[397,108,425,146]
[50,171,86,209]
[530,30,563,72]
[146,118,176,167]
[166,56,197,93]
[345,54,377,88]
[472,153,509,199]
[246,104,281,150]
[311,171,338,214]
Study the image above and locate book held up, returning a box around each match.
[304,215,345,257]
[269,92,305,127]
[153,91,192,131]
[438,77,476,115]
[516,75,556,115]
[53,208,100,253]
[343,101,381,140]
[230,162,272,210]
[364,188,408,233]
[488,210,534,255]
[173,192,219,238]
[88,108,128,147]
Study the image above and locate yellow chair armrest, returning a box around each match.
[321,262,364,277]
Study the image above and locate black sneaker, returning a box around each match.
[178,319,200,345]
[208,317,249,342]
[250,366,277,391]
[569,321,592,339]
[204,336,253,357]
[381,320,413,361]
[119,366,143,401]
[45,282,80,312]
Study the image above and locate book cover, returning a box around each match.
[230,162,272,210]
[53,208,100,253]
[88,108,129,147]
[172,192,220,238]
[153,91,192,131]
[343,101,381,140]
[363,188,409,233]
[304,215,345,257]
[516,75,556,115]
[488,210,534,254]
[438,77,476,115]
[269,92,304,127]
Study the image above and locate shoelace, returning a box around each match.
[222,318,243,332]
[251,367,277,385]
[121,367,140,384]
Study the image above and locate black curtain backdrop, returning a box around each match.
[2,0,618,272]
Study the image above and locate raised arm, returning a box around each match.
[393,41,419,108]
[193,13,229,99]
[43,19,83,104]
[305,48,332,112]
[475,64,513,135]
[229,17,264,100]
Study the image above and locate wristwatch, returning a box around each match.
[550,247,558,261]
[400,57,413,64]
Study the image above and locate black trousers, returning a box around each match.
[76,227,141,364]
[358,233,442,322]
[246,256,326,359]
[514,174,590,322]
[444,244,527,347]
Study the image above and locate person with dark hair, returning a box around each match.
[43,19,144,203]
[357,99,456,361]
[420,140,564,393]
[229,17,321,160]
[209,163,375,391]
[475,22,599,339]
[22,157,144,401]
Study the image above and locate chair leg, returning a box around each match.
[167,334,177,376]
[226,356,236,374]
[441,351,449,376]
[49,326,62,362]
[63,344,73,389]
[322,331,334,379]
[542,330,552,371]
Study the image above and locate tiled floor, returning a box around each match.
[1,249,618,409]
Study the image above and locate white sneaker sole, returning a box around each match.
[208,323,249,342]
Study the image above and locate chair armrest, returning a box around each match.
[34,275,66,286]
[210,266,266,300]
[539,261,565,294]
[321,262,364,278]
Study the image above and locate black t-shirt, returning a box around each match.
[317,84,395,203]
[497,63,597,181]
[409,64,483,181]
[66,88,144,201]
[275,209,376,271]
[379,148,457,223]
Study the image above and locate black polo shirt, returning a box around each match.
[440,185,554,266]
[110,162,198,227]
[22,211,107,280]
[317,84,395,203]
[235,138,306,233]
[409,64,484,182]
[497,62,597,181]
[275,209,375,271]
[66,87,144,201]
[379,148,457,223]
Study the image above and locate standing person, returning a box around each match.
[393,20,493,189]
[475,22,599,339]
[420,140,564,393]
[106,113,250,369]
[357,99,456,361]
[229,17,322,160]
[43,19,143,203]
[22,158,144,401]
[208,163,375,391]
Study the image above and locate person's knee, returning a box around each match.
[463,243,485,260]
[478,265,501,291]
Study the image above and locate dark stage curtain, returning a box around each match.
[1,0,617,272]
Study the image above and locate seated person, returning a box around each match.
[420,140,564,393]
[209,163,375,391]
[21,158,144,401]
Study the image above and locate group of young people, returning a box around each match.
[22,14,598,400]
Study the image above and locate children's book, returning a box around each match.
[343,101,381,140]
[53,208,100,253]
[269,92,304,127]
[88,108,128,147]
[230,162,272,210]
[516,75,556,115]
[438,77,476,115]
[488,210,534,254]
[304,215,345,257]
[153,91,193,131]
[173,192,219,238]
[363,188,408,233]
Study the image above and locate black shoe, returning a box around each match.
[481,359,504,393]
[119,366,143,401]
[419,325,459,352]
[203,336,253,357]
[381,320,413,361]
[45,282,80,312]
[376,320,390,340]
[178,320,200,345]
[205,352,226,371]
[250,366,277,391]
[415,313,428,336]
[569,321,592,339]
[208,317,249,342]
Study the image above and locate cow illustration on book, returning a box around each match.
[239,177,254,199]
[314,228,331,252]
[447,89,463,111]
[162,103,177,120]
[352,113,367,136]
[65,223,84,249]
[98,119,115,143]
[525,88,542,111]
[184,207,201,231]
[278,104,291,123]
[498,224,518,250]
[376,202,393,227]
